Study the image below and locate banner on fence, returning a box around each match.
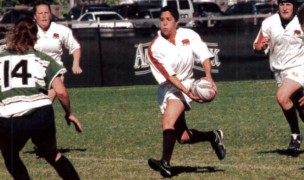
[134,42,221,76]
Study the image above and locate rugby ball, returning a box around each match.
[190,79,216,102]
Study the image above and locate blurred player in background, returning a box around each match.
[253,0,304,151]
[0,17,80,180]
[32,1,82,156]
[33,0,82,102]
[32,1,82,150]
[147,6,226,177]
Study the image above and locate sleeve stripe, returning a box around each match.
[148,37,170,80]
[253,14,274,47]
[254,29,265,45]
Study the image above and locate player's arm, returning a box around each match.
[253,28,270,54]
[64,26,82,75]
[51,76,83,132]
[191,31,216,90]
[72,48,82,75]
[253,36,270,52]
[201,59,217,92]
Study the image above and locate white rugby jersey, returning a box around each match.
[253,14,304,71]
[0,49,66,118]
[34,22,80,65]
[148,28,214,84]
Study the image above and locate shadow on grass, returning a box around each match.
[257,149,304,157]
[170,166,224,177]
[57,148,87,153]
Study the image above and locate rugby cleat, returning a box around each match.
[211,130,226,160]
[288,134,302,150]
[148,158,172,177]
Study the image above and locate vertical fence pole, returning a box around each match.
[97,24,104,86]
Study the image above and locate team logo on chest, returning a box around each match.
[294,30,301,36]
[182,39,190,46]
[53,33,60,39]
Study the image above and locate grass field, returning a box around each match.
[1,79,304,179]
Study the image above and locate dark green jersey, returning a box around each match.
[0,49,66,117]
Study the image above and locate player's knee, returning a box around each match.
[56,90,68,100]
[276,93,289,107]
[162,118,177,130]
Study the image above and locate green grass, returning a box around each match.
[1,80,304,179]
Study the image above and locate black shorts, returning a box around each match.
[0,105,57,156]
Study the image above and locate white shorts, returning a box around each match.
[158,78,194,114]
[274,66,304,87]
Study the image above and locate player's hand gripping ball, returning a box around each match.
[190,79,216,102]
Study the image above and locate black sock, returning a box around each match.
[292,90,304,122]
[161,129,176,164]
[51,155,80,180]
[283,106,300,134]
[188,129,214,143]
